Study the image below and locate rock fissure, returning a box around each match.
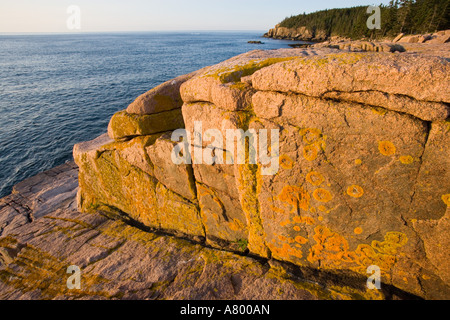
[409,121,432,206]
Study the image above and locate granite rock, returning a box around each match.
[73,48,450,299]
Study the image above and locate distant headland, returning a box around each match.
[264,1,450,42]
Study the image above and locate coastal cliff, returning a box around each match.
[264,24,328,41]
[263,1,450,42]
[1,45,449,300]
[264,24,328,42]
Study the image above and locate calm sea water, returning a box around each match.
[0,31,301,198]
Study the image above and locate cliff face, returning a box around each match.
[71,47,450,299]
[1,163,355,300]
[264,24,328,41]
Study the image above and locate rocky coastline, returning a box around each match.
[0,162,425,300]
[263,24,328,42]
[1,42,449,300]
[263,24,450,45]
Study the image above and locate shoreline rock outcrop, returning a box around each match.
[1,163,402,300]
[393,30,450,44]
[1,45,449,300]
[264,23,450,46]
[264,24,327,42]
[308,30,450,57]
[72,47,449,299]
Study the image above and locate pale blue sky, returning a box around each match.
[0,0,390,33]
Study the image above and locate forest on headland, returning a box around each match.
[278,0,450,39]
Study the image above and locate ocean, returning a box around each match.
[0,31,301,198]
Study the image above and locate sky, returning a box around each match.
[0,0,391,33]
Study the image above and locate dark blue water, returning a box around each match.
[0,31,301,198]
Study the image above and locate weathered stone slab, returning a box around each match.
[155,182,204,238]
[180,48,337,110]
[252,52,450,103]
[410,121,450,220]
[72,49,450,299]
[126,70,201,115]
[107,109,185,141]
[147,134,197,201]
[2,163,384,300]
[322,91,450,122]
[74,133,205,237]
[74,134,160,228]
[247,91,449,297]
[194,163,248,250]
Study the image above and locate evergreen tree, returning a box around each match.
[277,0,450,39]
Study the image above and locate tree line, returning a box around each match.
[278,0,450,39]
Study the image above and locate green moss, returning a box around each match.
[0,242,112,299]
[235,239,249,251]
[204,57,298,83]
[152,94,179,112]
[229,81,250,91]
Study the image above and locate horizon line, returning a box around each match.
[0,29,269,35]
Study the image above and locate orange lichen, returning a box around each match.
[354,227,363,235]
[305,217,315,225]
[303,144,319,161]
[399,155,414,164]
[441,194,450,207]
[308,226,408,275]
[318,205,327,212]
[308,226,351,265]
[295,236,308,244]
[299,128,326,162]
[268,242,303,259]
[313,188,333,203]
[228,219,245,231]
[378,141,396,156]
[306,171,325,186]
[371,107,387,116]
[280,219,291,227]
[293,226,301,232]
[299,128,322,144]
[292,216,315,225]
[278,186,310,211]
[271,205,286,215]
[355,159,362,165]
[279,155,295,170]
[371,232,408,255]
[347,185,364,198]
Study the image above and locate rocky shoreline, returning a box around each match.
[265,27,450,57]
[1,42,449,300]
[1,162,416,300]
[264,24,327,42]
[264,24,450,45]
